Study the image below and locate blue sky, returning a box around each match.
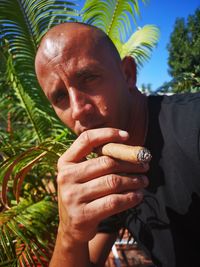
[135,0,200,90]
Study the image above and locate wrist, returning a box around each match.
[50,225,90,267]
[57,223,88,249]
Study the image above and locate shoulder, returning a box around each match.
[147,92,200,126]
[146,92,200,198]
[161,91,200,109]
[148,92,200,109]
[158,92,200,130]
[153,92,200,166]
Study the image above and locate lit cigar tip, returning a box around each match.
[137,148,152,163]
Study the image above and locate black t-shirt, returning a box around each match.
[98,92,200,267]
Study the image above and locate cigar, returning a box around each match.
[100,143,151,164]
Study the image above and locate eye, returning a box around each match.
[85,74,99,82]
[52,89,68,105]
[81,73,100,84]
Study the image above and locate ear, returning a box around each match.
[121,56,137,91]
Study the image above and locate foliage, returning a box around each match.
[0,0,77,143]
[82,0,159,68]
[166,8,200,93]
[0,198,58,266]
[140,83,153,95]
[0,0,78,265]
[157,72,200,94]
[0,0,159,265]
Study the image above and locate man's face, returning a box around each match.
[36,28,133,135]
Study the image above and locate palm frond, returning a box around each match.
[0,1,78,143]
[120,25,160,68]
[82,1,159,68]
[0,44,68,145]
[5,54,54,143]
[0,198,58,266]
[0,137,73,208]
[82,0,146,42]
[0,0,78,53]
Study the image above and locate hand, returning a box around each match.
[57,128,149,243]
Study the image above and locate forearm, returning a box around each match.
[50,227,93,267]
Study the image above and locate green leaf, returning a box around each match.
[82,1,159,68]
[0,198,58,265]
[0,0,78,144]
[82,0,146,41]
[120,25,160,68]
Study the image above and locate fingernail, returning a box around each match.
[142,176,149,186]
[119,130,129,139]
[139,162,149,170]
[132,177,139,183]
[136,191,143,199]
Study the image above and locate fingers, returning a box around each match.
[56,127,151,242]
[79,174,149,202]
[58,128,129,163]
[59,172,148,224]
[57,155,149,184]
[63,189,144,233]
[83,191,143,223]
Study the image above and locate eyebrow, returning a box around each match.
[46,82,63,102]
[75,66,102,79]
[45,64,103,100]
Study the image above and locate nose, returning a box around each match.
[69,87,93,121]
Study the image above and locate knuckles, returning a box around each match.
[78,130,91,146]
[105,195,122,211]
[105,174,122,191]
[57,171,66,185]
[104,192,139,213]
[67,205,96,230]
[57,164,78,185]
[61,186,77,206]
[98,155,117,171]
[57,155,67,170]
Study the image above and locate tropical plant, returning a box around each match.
[82,0,159,68]
[0,1,78,265]
[0,198,58,266]
[0,0,159,265]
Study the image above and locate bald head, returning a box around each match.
[35,22,121,73]
[34,22,138,136]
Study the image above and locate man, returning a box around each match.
[35,22,200,267]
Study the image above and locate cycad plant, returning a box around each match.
[0,0,159,265]
[82,0,159,68]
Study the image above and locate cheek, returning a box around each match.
[54,108,75,128]
[94,95,109,117]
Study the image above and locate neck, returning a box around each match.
[127,88,148,146]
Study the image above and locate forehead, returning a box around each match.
[41,40,106,82]
[42,27,109,65]
[36,26,122,93]
[39,33,118,79]
[44,40,98,69]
